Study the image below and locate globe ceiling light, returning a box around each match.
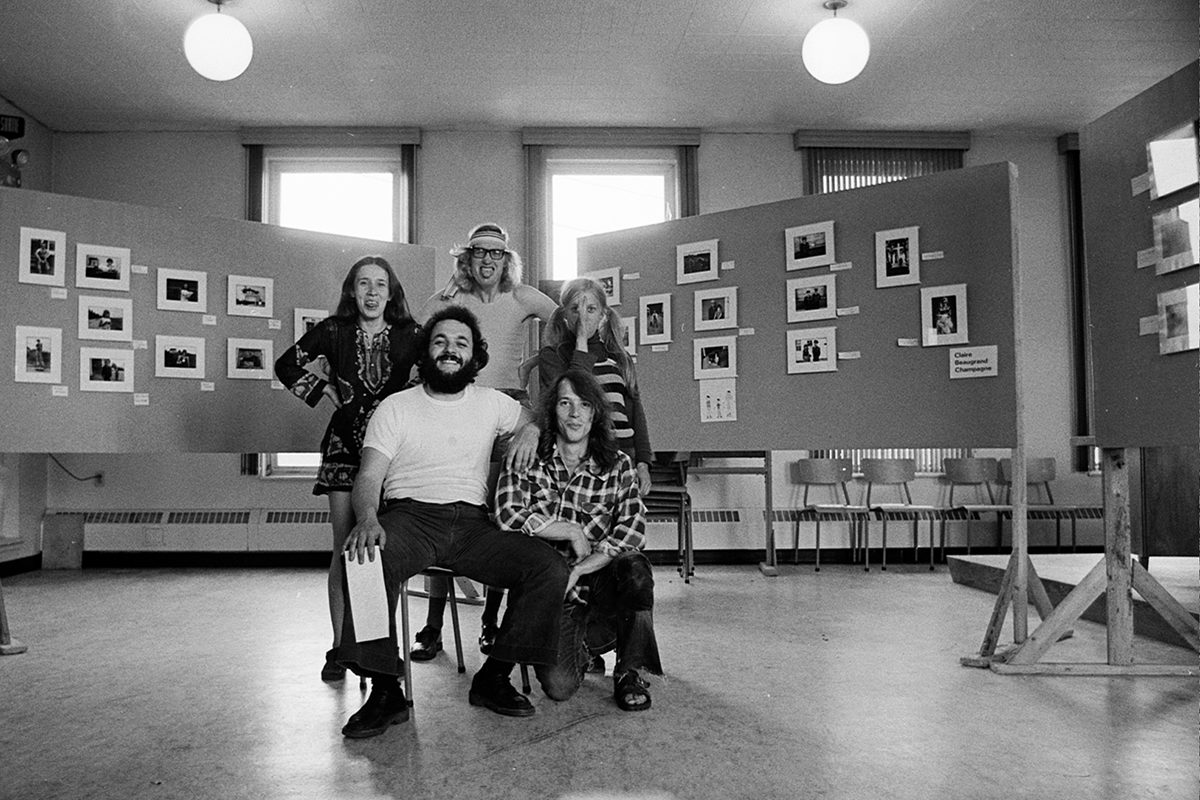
[802,0,870,85]
[184,0,253,82]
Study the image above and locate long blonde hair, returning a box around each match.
[548,277,636,390]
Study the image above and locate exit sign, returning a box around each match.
[0,115,25,140]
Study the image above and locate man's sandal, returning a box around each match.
[613,670,651,712]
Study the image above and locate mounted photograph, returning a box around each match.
[639,293,672,345]
[784,220,835,270]
[693,334,737,380]
[227,337,274,379]
[875,226,920,288]
[227,274,275,318]
[583,266,621,306]
[1157,284,1199,355]
[18,227,66,287]
[1153,198,1199,275]
[155,335,206,379]
[620,316,636,355]
[157,267,208,313]
[293,307,328,342]
[786,274,837,323]
[786,327,838,374]
[676,239,719,285]
[79,346,135,392]
[78,295,133,342]
[14,325,62,384]
[920,283,969,347]
[693,286,737,331]
[76,243,132,292]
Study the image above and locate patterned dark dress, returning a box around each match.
[274,316,423,494]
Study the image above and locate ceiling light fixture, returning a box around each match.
[184,0,253,82]
[802,0,870,85]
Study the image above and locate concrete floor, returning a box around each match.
[1,564,1197,800]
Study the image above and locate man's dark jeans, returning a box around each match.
[536,550,663,701]
[334,499,569,677]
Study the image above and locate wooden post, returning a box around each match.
[760,450,778,576]
[1103,448,1133,665]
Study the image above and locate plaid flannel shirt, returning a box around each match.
[494,447,646,604]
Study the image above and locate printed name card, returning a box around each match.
[896,338,920,347]
[200,381,215,392]
[202,314,217,326]
[836,306,860,317]
[624,272,641,280]
[51,288,68,299]
[921,251,945,261]
[737,327,755,336]
[1138,315,1159,336]
[720,260,735,271]
[949,346,998,379]
[52,385,68,397]
[829,262,852,272]
[268,319,282,330]
[1136,247,1159,269]
[651,344,669,352]
[270,379,285,390]
[838,351,861,360]
[133,393,150,406]
[131,340,148,350]
[131,264,149,275]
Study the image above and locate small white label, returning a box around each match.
[737,327,754,336]
[624,272,640,280]
[270,379,286,390]
[921,251,945,261]
[897,338,920,347]
[1139,315,1160,336]
[50,287,68,299]
[838,351,861,360]
[836,306,860,317]
[131,339,148,350]
[720,260,735,271]
[200,381,216,392]
[131,264,149,275]
[829,261,852,272]
[950,346,999,379]
[133,393,150,406]
[651,344,670,352]
[202,314,217,326]
[268,319,282,330]
[1130,172,1151,196]
[1136,247,1159,269]
[52,385,68,397]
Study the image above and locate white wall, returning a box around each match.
[2,126,1101,561]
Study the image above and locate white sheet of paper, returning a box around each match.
[343,553,390,642]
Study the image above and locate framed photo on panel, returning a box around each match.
[920,283,969,347]
[786,274,837,323]
[583,267,621,306]
[693,335,737,380]
[676,239,719,285]
[620,316,637,355]
[784,220,835,270]
[1146,121,1199,200]
[14,326,62,384]
[79,347,135,392]
[786,327,837,374]
[293,308,328,342]
[157,267,208,313]
[639,293,672,345]
[1157,284,1199,355]
[875,226,920,288]
[18,227,66,286]
[76,243,132,292]
[155,335,206,379]
[227,338,274,379]
[693,286,737,331]
[1153,198,1199,275]
[78,295,133,342]
[227,275,274,318]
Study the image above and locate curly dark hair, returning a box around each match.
[538,368,619,472]
[419,304,490,373]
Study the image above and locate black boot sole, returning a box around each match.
[341,706,410,738]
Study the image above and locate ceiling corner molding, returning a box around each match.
[521,127,701,147]
[792,129,972,151]
[238,127,422,147]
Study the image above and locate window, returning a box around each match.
[545,154,679,279]
[804,141,967,472]
[246,141,415,478]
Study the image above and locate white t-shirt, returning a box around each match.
[362,383,522,506]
